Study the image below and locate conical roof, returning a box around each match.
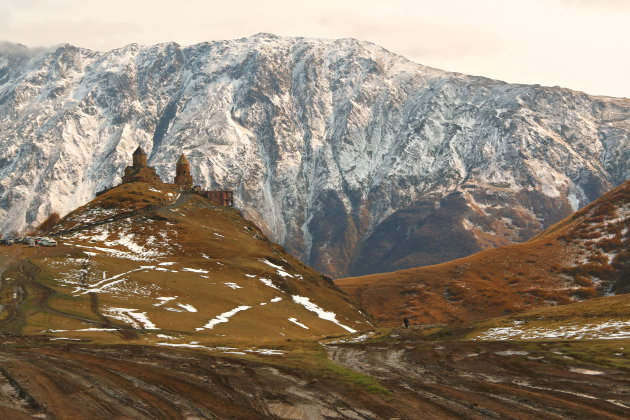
[133,146,146,156]
[177,153,189,166]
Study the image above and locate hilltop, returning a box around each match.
[0,182,371,348]
[337,180,630,326]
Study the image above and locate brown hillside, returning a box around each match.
[0,182,371,348]
[337,181,630,326]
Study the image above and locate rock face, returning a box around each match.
[0,35,629,277]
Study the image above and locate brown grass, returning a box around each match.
[2,182,372,345]
[337,181,630,326]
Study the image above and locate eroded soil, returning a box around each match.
[0,333,627,419]
[0,338,395,420]
[327,330,630,419]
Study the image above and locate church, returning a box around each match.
[120,147,233,207]
[121,147,161,184]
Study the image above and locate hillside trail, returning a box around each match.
[0,244,137,338]
[325,332,630,419]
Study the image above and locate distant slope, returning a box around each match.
[465,293,630,341]
[0,182,371,346]
[337,181,630,326]
[1,35,629,278]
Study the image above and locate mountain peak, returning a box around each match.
[0,35,628,279]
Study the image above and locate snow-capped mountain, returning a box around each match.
[1,34,629,277]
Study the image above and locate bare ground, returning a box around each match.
[0,333,627,419]
[326,329,630,419]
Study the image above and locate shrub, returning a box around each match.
[573,274,592,287]
[36,212,61,233]
[600,236,622,253]
[572,288,598,300]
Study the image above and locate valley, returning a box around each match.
[337,181,630,326]
[0,33,629,419]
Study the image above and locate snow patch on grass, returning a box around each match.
[245,348,284,355]
[177,303,197,312]
[276,269,293,278]
[158,342,213,350]
[154,296,177,306]
[327,332,375,344]
[182,267,210,274]
[104,307,158,330]
[288,318,309,329]
[291,295,357,333]
[45,327,118,332]
[260,259,283,270]
[476,319,630,340]
[569,367,604,375]
[196,305,251,331]
[259,277,279,290]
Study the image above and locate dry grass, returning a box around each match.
[338,181,630,326]
[426,293,630,343]
[1,182,371,347]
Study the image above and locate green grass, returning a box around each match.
[321,356,392,397]
[554,340,630,371]
[259,340,392,397]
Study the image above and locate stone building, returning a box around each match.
[198,190,234,207]
[118,147,234,207]
[121,147,162,185]
[174,154,193,188]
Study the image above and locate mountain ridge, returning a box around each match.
[1,34,629,277]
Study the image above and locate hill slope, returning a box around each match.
[1,35,629,278]
[337,181,630,326]
[0,182,371,347]
[0,183,628,418]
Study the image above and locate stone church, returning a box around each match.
[121,147,162,184]
[120,147,233,207]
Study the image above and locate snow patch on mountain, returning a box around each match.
[0,34,629,276]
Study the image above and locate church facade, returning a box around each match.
[121,147,162,185]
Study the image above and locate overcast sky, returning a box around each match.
[1,0,629,98]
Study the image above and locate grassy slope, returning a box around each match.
[0,182,371,348]
[337,181,630,326]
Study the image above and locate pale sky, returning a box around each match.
[1,0,629,98]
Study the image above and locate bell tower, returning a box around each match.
[132,146,148,167]
[175,153,193,188]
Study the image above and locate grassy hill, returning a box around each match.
[0,182,371,349]
[0,182,629,419]
[337,181,630,326]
